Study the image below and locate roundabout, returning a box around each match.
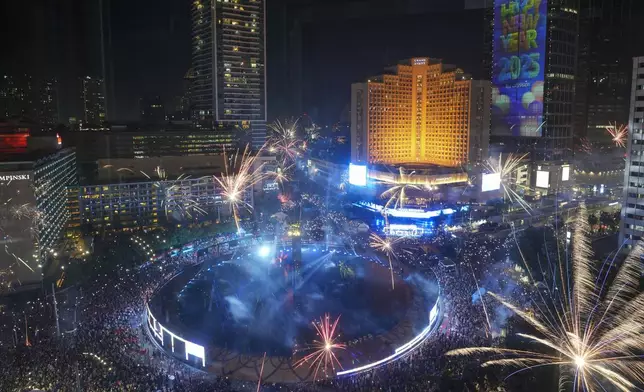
[146,241,442,382]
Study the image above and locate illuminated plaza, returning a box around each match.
[147,241,441,382]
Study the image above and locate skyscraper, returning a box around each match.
[0,75,59,127]
[574,0,644,145]
[191,0,266,149]
[0,74,33,119]
[37,78,59,127]
[619,56,644,249]
[351,58,490,168]
[489,0,578,194]
[81,76,106,125]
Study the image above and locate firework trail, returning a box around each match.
[257,352,266,392]
[605,123,627,148]
[483,153,532,214]
[213,144,268,232]
[294,313,347,380]
[369,232,406,290]
[378,167,421,211]
[447,204,644,392]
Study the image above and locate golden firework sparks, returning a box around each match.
[447,204,644,392]
[213,144,268,232]
[369,232,405,290]
[483,153,532,214]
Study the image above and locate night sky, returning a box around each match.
[1,0,486,124]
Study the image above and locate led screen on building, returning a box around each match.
[536,170,550,188]
[481,173,502,192]
[492,0,547,137]
[349,163,367,186]
[562,165,570,181]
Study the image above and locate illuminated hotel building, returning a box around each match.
[351,58,490,167]
[0,148,77,287]
[191,0,267,149]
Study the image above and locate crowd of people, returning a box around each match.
[0,205,526,392]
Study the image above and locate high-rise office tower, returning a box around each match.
[351,58,490,168]
[0,74,33,119]
[37,78,59,127]
[81,76,106,125]
[191,0,266,149]
[574,0,644,145]
[619,56,644,249]
[490,0,578,194]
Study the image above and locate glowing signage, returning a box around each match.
[562,165,570,181]
[481,172,502,192]
[492,0,547,137]
[355,202,456,219]
[0,174,30,182]
[147,305,206,367]
[536,170,549,188]
[384,224,424,237]
[263,182,279,191]
[349,163,367,186]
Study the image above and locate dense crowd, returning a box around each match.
[0,212,521,391]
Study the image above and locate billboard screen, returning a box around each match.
[349,163,367,186]
[491,0,547,137]
[562,165,570,181]
[481,173,502,192]
[536,170,550,188]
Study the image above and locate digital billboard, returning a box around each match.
[492,0,547,137]
[349,163,367,186]
[536,170,550,188]
[562,165,570,181]
[481,173,502,192]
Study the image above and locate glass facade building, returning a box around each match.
[81,76,106,125]
[191,0,266,149]
[0,148,77,287]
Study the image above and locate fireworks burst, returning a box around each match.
[294,313,347,380]
[266,163,293,187]
[447,204,644,391]
[378,167,421,210]
[268,118,303,163]
[213,144,268,232]
[115,166,207,220]
[605,123,628,148]
[483,153,532,213]
[369,232,405,290]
